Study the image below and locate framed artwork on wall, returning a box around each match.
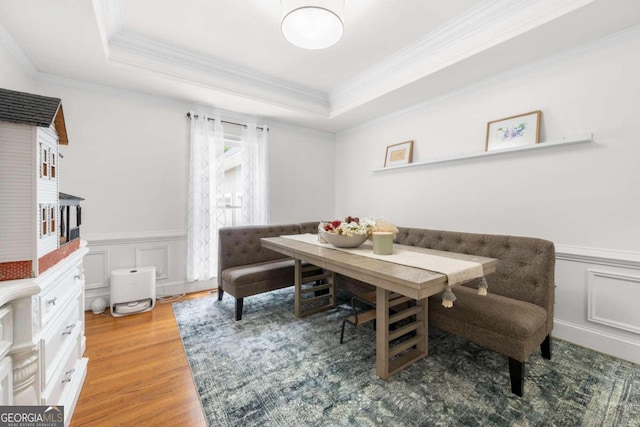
[485,110,541,151]
[384,140,414,167]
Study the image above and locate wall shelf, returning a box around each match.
[371,133,593,172]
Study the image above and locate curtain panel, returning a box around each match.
[186,113,225,282]
[240,123,269,225]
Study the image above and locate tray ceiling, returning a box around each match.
[0,0,639,132]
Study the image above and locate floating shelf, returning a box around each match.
[371,133,593,172]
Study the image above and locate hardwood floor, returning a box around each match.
[71,291,212,427]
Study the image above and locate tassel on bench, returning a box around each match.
[441,284,457,308]
[478,276,488,296]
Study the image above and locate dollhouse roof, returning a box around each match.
[0,88,68,144]
[59,193,85,206]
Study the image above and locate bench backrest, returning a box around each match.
[218,224,301,284]
[395,227,555,315]
[298,221,320,234]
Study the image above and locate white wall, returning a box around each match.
[0,40,337,301]
[335,29,640,249]
[268,123,335,224]
[334,27,640,363]
[0,34,33,92]
[18,78,336,305]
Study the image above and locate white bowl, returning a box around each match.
[321,231,368,248]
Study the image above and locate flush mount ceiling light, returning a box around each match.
[281,0,344,50]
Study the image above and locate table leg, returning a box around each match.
[294,259,302,318]
[375,289,429,379]
[376,287,390,379]
[294,261,336,317]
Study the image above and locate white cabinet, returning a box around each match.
[1,242,88,426]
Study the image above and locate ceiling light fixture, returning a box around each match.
[281,0,344,50]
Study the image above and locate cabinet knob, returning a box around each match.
[61,368,76,383]
[62,323,77,336]
[47,297,57,306]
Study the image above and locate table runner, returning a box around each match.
[281,233,484,288]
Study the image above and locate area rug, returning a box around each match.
[173,289,639,426]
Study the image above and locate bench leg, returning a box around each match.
[235,298,244,321]
[508,357,525,397]
[541,334,551,360]
[217,287,224,301]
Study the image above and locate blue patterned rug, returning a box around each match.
[173,289,639,426]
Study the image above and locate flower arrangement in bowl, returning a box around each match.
[320,216,397,248]
[320,216,373,248]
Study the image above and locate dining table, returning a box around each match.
[261,234,497,379]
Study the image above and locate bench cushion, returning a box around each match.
[222,259,294,298]
[429,286,548,360]
[429,286,547,339]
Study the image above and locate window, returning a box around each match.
[50,206,56,234]
[51,153,56,178]
[41,145,49,178]
[222,141,243,226]
[40,206,47,237]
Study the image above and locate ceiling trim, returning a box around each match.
[89,0,598,120]
[92,0,596,120]
[329,0,596,116]
[338,23,640,135]
[34,71,278,127]
[107,29,331,115]
[92,0,330,116]
[91,0,124,56]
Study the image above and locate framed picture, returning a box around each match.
[485,110,541,151]
[384,140,414,167]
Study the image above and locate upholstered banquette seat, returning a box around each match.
[395,227,554,396]
[217,222,555,396]
[217,224,301,320]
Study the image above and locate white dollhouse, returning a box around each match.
[0,88,87,425]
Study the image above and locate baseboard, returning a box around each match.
[84,279,217,309]
[157,279,216,298]
[553,319,640,364]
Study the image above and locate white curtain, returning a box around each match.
[240,123,269,225]
[186,113,226,282]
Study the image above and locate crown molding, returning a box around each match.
[88,0,598,120]
[338,22,640,136]
[91,0,123,55]
[35,71,278,128]
[91,0,329,116]
[330,0,595,115]
[0,21,37,78]
[107,30,330,116]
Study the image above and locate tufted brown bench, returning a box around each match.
[332,225,555,396]
[395,227,555,396]
[217,224,303,320]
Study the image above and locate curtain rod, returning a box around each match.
[186,112,268,131]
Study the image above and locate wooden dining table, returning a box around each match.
[261,235,497,379]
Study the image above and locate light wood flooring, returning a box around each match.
[71,291,212,427]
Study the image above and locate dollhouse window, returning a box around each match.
[51,153,56,178]
[41,206,48,237]
[41,145,49,178]
[50,206,56,234]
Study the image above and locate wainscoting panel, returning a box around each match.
[136,245,169,280]
[587,270,640,334]
[83,249,109,290]
[554,245,640,364]
[83,232,215,310]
